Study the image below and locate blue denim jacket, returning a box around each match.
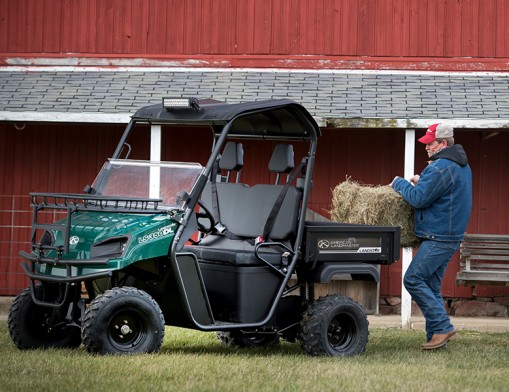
[392,144,472,242]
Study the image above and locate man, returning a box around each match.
[391,123,472,350]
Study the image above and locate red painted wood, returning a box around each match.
[495,0,509,57]
[2,124,509,297]
[0,123,123,295]
[1,0,509,295]
[2,0,509,62]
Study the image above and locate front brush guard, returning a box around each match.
[20,192,164,307]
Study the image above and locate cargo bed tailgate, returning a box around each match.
[303,221,401,266]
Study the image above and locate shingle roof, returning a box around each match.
[1,67,509,128]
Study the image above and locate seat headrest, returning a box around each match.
[220,142,244,171]
[269,144,294,174]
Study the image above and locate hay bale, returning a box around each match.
[331,178,419,248]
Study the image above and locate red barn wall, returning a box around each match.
[1,0,508,297]
[2,123,508,299]
[1,0,509,70]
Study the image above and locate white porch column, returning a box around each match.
[401,129,415,329]
[149,125,162,199]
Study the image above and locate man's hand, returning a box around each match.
[410,175,420,186]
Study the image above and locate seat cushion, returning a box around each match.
[186,235,286,266]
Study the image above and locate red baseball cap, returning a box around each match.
[418,123,454,144]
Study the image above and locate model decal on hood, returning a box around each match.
[138,223,177,244]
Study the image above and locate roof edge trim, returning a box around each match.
[324,118,509,129]
[0,111,131,124]
[1,111,509,130]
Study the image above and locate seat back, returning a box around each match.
[218,141,244,183]
[207,184,301,240]
[201,143,302,241]
[269,143,295,184]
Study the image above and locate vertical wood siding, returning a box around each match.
[1,0,508,58]
[0,123,123,295]
[2,123,508,299]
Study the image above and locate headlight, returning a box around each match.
[90,236,129,259]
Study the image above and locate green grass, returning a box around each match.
[1,321,508,392]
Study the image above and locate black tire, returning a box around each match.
[82,287,165,355]
[8,285,82,350]
[299,295,368,357]
[217,331,280,348]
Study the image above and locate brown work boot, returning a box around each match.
[421,330,458,350]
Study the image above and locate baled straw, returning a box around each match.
[330,178,419,248]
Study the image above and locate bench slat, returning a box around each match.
[459,269,509,275]
[461,254,509,261]
[462,234,509,242]
[461,244,509,251]
[457,272,509,278]
[460,263,509,270]
[457,271,509,278]
[457,272,509,286]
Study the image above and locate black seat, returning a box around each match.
[195,141,244,232]
[187,143,302,267]
[216,141,244,183]
[269,143,295,184]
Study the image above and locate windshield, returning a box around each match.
[91,159,203,208]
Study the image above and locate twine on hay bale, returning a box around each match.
[330,178,419,248]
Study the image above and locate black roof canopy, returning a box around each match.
[131,98,321,140]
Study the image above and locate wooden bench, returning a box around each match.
[456,234,509,286]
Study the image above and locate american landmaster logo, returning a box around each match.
[317,237,381,253]
[318,238,360,249]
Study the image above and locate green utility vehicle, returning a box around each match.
[9,98,400,356]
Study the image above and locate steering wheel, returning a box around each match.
[196,199,216,234]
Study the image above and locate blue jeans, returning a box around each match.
[403,239,460,341]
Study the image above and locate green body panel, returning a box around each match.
[35,211,180,279]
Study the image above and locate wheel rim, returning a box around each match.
[108,308,148,350]
[327,314,356,351]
